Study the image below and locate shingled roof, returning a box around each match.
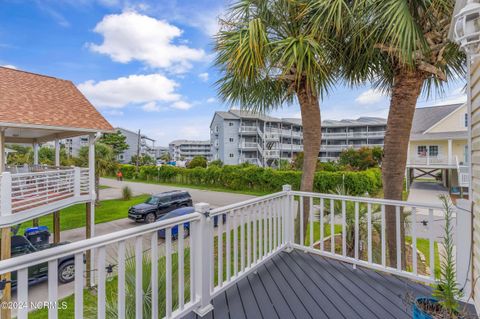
[0,67,113,132]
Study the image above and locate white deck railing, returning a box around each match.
[0,167,93,226]
[0,186,471,318]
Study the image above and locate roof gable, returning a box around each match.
[411,103,464,134]
[0,67,113,132]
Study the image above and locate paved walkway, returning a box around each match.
[407,181,449,205]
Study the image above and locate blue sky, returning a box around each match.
[0,0,467,146]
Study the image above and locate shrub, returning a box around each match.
[187,156,207,169]
[209,159,223,167]
[116,164,382,196]
[338,147,382,171]
[122,186,132,200]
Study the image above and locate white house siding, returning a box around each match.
[470,59,480,312]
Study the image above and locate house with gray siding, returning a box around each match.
[210,110,386,167]
[116,127,156,164]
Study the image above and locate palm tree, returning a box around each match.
[306,0,465,267]
[214,0,335,238]
[79,142,116,204]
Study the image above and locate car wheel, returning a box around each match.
[145,213,156,224]
[58,260,75,284]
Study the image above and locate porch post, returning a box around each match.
[53,138,61,243]
[448,139,453,165]
[193,203,214,316]
[0,128,11,319]
[283,184,294,252]
[86,134,96,286]
[455,199,472,300]
[33,141,39,166]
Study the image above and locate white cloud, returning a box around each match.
[88,12,205,72]
[355,89,385,105]
[170,101,192,110]
[103,109,124,116]
[77,73,182,109]
[198,72,209,82]
[206,97,216,103]
[142,101,165,112]
[1,65,17,69]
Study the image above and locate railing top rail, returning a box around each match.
[209,191,287,216]
[10,168,77,178]
[290,190,444,210]
[0,212,202,274]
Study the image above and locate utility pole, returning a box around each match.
[135,129,141,174]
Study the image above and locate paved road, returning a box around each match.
[99,177,256,208]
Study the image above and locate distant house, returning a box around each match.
[116,127,156,163]
[169,140,212,161]
[407,103,468,188]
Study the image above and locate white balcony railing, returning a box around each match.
[0,187,471,318]
[323,131,386,139]
[239,126,257,133]
[239,142,258,149]
[408,155,452,166]
[0,167,93,226]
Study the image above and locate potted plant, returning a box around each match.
[412,195,464,318]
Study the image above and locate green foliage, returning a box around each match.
[99,130,129,157]
[7,144,74,166]
[160,152,171,162]
[122,186,132,201]
[118,164,382,196]
[338,147,382,171]
[433,195,462,314]
[209,159,223,168]
[131,154,156,166]
[187,156,207,169]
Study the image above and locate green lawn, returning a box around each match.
[18,195,149,234]
[406,236,441,278]
[304,221,342,246]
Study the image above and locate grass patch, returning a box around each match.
[406,236,440,278]
[98,185,111,189]
[18,195,149,234]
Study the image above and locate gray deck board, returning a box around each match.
[186,250,449,319]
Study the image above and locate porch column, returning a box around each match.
[32,141,39,227]
[53,138,61,243]
[33,141,39,166]
[448,139,453,165]
[86,134,96,286]
[0,128,11,319]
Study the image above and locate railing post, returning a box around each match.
[455,199,472,300]
[193,203,214,317]
[283,185,294,252]
[1,172,12,216]
[73,167,81,197]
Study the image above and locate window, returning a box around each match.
[229,153,234,158]
[417,146,427,156]
[229,138,234,142]
[429,145,439,157]
[465,113,468,127]
[229,122,234,126]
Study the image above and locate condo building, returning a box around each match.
[169,140,212,161]
[210,110,387,167]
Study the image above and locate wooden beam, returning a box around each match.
[53,211,60,243]
[0,228,11,319]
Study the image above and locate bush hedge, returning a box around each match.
[118,164,382,196]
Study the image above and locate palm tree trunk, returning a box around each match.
[383,69,424,268]
[295,81,322,243]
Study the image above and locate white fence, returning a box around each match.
[0,186,471,318]
[0,167,93,226]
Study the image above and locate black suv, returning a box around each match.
[128,190,193,223]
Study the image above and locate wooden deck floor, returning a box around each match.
[183,250,435,319]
